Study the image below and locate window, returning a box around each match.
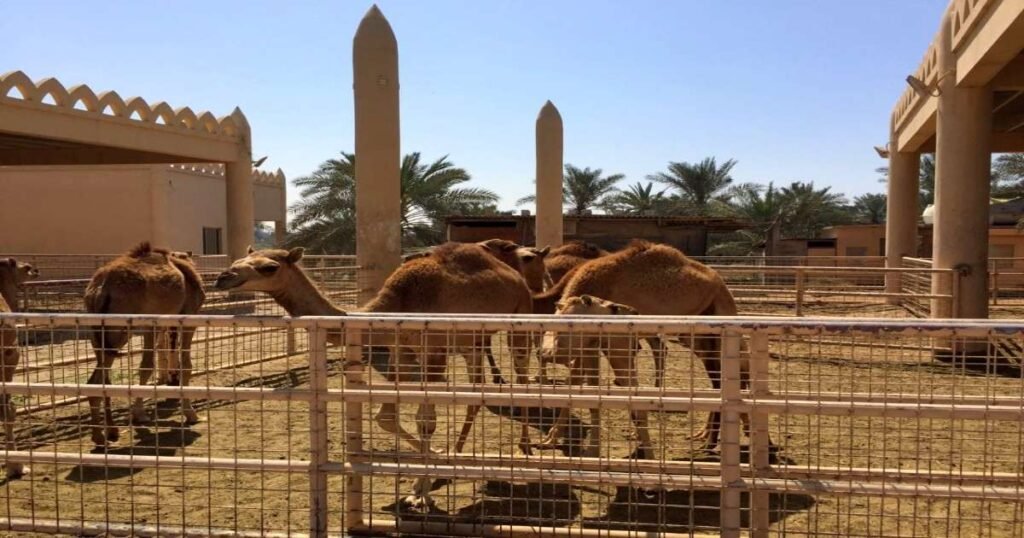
[202,227,222,255]
[845,246,868,257]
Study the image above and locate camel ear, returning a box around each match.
[539,246,551,257]
[580,295,594,306]
[185,251,193,258]
[247,245,255,254]
[286,247,305,264]
[520,251,536,262]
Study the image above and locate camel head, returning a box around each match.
[540,294,638,364]
[0,257,40,286]
[214,246,304,292]
[517,246,551,292]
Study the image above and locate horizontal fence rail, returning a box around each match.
[1,313,1023,537]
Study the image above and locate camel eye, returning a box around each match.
[256,264,279,275]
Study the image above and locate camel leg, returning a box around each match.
[88,327,127,446]
[2,348,27,479]
[648,337,666,389]
[612,341,652,460]
[154,330,171,386]
[373,347,434,453]
[583,355,602,457]
[689,335,721,450]
[536,351,594,451]
[454,345,485,453]
[130,332,156,425]
[404,351,444,510]
[511,331,534,455]
[174,327,199,424]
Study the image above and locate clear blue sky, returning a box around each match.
[2,0,946,209]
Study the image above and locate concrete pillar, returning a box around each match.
[226,107,255,261]
[930,14,993,319]
[354,5,402,304]
[535,100,564,248]
[884,146,920,304]
[276,167,288,247]
[150,167,171,248]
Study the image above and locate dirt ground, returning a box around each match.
[2,299,1024,537]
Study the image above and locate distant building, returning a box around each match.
[444,214,749,256]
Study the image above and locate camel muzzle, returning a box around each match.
[214,271,243,290]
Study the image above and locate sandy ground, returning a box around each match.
[2,300,1024,537]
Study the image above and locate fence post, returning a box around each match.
[719,329,743,538]
[307,323,329,538]
[748,332,771,538]
[343,325,365,531]
[991,262,1000,306]
[795,268,805,317]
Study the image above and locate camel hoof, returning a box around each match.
[401,494,435,513]
[531,440,562,451]
[106,427,120,443]
[518,442,533,456]
[5,463,27,480]
[130,412,153,425]
[183,410,200,425]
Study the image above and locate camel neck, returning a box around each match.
[269,268,346,317]
[0,280,17,312]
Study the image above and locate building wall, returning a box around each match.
[0,164,286,255]
[254,183,285,222]
[0,165,153,253]
[163,168,227,254]
[821,225,886,257]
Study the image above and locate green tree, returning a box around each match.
[601,182,670,215]
[516,164,624,214]
[852,193,887,224]
[648,157,737,216]
[778,181,850,238]
[709,182,786,255]
[286,152,497,253]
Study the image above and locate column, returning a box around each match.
[535,100,563,248]
[226,107,255,261]
[930,13,993,320]
[354,5,402,304]
[884,147,920,304]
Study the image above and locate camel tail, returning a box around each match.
[84,278,118,355]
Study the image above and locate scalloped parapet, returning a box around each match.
[0,70,247,140]
[167,163,285,186]
[950,0,996,53]
[891,41,939,133]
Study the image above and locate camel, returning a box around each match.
[544,240,609,284]
[532,240,754,453]
[214,242,533,509]
[0,258,39,478]
[534,294,648,457]
[402,240,549,292]
[84,243,205,447]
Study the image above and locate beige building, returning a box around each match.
[884,0,1024,317]
[0,71,261,261]
[0,164,285,255]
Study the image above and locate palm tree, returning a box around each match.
[778,181,849,238]
[601,182,669,215]
[648,157,738,216]
[516,164,624,214]
[710,182,785,255]
[852,193,887,224]
[286,153,358,253]
[399,152,499,246]
[286,152,497,253]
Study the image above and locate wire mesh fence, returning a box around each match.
[2,313,1023,537]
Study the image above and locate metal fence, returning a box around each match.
[2,313,1023,537]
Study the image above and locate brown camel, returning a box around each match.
[84,243,205,447]
[1,258,39,478]
[214,242,533,509]
[518,246,552,293]
[533,240,752,452]
[544,240,608,284]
